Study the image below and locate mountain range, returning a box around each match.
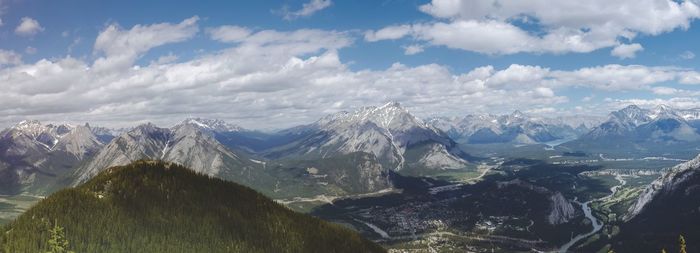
[263,102,469,176]
[3,103,700,200]
[427,111,603,144]
[3,103,700,252]
[562,105,700,157]
[0,121,106,194]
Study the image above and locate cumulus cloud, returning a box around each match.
[15,17,44,36]
[93,16,199,71]
[611,43,644,59]
[3,18,700,129]
[207,25,251,43]
[608,97,700,110]
[206,26,352,56]
[549,65,683,90]
[366,0,700,55]
[402,44,424,55]
[280,0,332,20]
[364,25,412,42]
[652,86,681,95]
[0,50,21,66]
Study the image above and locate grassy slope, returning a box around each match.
[0,160,385,253]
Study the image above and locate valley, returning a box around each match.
[311,156,665,252]
[0,195,42,225]
[2,103,700,252]
[4,1,700,252]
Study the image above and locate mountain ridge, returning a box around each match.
[0,160,386,253]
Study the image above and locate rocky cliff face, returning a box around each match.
[497,179,577,225]
[266,102,467,173]
[625,153,700,220]
[547,192,577,225]
[0,121,106,194]
[73,121,261,185]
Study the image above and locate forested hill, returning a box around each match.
[0,160,385,253]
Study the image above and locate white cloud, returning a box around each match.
[679,71,700,84]
[207,26,251,43]
[0,18,3,27]
[0,49,21,66]
[652,86,680,95]
[550,65,682,90]
[534,87,555,97]
[680,50,696,59]
[608,97,700,110]
[3,19,700,129]
[93,16,199,71]
[525,107,557,114]
[15,17,44,36]
[611,43,644,59]
[281,0,332,20]
[402,44,424,55]
[366,0,700,55]
[364,25,412,42]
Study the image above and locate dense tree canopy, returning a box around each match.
[0,160,385,253]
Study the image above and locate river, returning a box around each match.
[558,175,626,252]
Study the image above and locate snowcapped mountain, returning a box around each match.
[73,118,391,198]
[581,105,700,142]
[73,120,261,185]
[177,118,245,133]
[265,102,468,175]
[0,121,106,194]
[427,111,596,144]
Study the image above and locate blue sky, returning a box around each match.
[1,0,700,129]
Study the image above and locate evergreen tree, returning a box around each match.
[47,220,74,253]
[679,235,687,253]
[0,161,385,253]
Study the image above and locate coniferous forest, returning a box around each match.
[0,161,385,253]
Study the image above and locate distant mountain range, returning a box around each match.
[0,121,106,194]
[427,111,603,144]
[3,103,700,199]
[562,105,700,157]
[3,103,700,252]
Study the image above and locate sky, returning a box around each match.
[1,0,700,130]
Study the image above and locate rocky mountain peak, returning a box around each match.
[649,104,681,120]
[178,118,244,132]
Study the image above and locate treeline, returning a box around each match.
[0,161,385,253]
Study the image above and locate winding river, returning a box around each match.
[558,175,626,252]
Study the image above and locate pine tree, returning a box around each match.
[679,235,687,253]
[46,220,74,253]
